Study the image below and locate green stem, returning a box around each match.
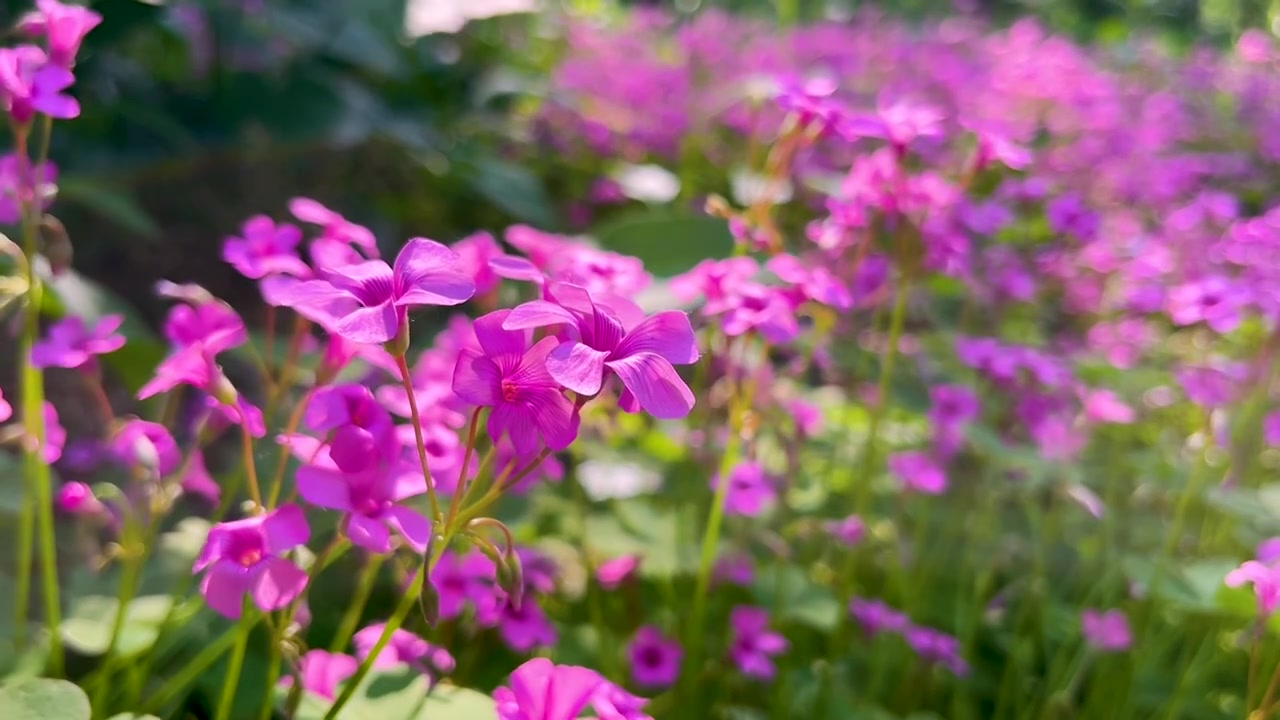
[328,554,385,653]
[259,638,281,720]
[324,548,444,720]
[395,353,441,522]
[213,612,255,720]
[13,124,63,675]
[853,278,909,518]
[89,527,147,709]
[140,623,244,713]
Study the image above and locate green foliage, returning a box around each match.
[292,669,496,720]
[0,678,91,720]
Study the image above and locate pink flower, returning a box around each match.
[110,420,181,476]
[272,238,475,345]
[42,401,65,463]
[1263,410,1280,447]
[627,626,682,688]
[221,215,308,280]
[55,481,101,515]
[0,45,79,123]
[295,426,430,554]
[289,197,378,253]
[713,461,777,517]
[431,551,500,622]
[452,231,504,295]
[494,658,603,720]
[0,388,11,423]
[824,515,865,547]
[1083,389,1135,424]
[18,0,102,68]
[1226,560,1280,616]
[353,623,455,682]
[280,650,358,701]
[30,315,125,369]
[728,606,788,681]
[713,553,755,586]
[1081,608,1132,652]
[0,153,55,223]
[888,451,947,495]
[452,309,580,454]
[596,555,640,590]
[904,625,969,676]
[496,598,558,652]
[193,504,310,619]
[1258,538,1280,564]
[504,282,699,419]
[1166,276,1248,334]
[848,598,910,636]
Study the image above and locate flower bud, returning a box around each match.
[39,214,71,276]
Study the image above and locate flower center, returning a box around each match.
[356,496,390,517]
[640,647,665,668]
[236,546,263,567]
[500,379,520,403]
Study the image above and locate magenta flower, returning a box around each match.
[55,481,101,516]
[431,550,500,622]
[110,420,181,476]
[192,504,310,619]
[1082,389,1136,424]
[494,658,604,720]
[496,598,558,652]
[280,650,358,701]
[42,401,64,463]
[904,626,969,676]
[272,238,475,345]
[452,231,504,295]
[1081,609,1132,652]
[888,451,948,495]
[1226,560,1280,616]
[504,282,699,419]
[289,197,378,253]
[0,153,55,223]
[713,461,777,517]
[1166,275,1248,333]
[353,623,455,682]
[452,309,579,455]
[1264,410,1280,447]
[221,215,309,280]
[713,553,755,587]
[728,606,788,681]
[1259,538,1280,564]
[824,515,865,547]
[628,626,682,688]
[0,45,79,123]
[0,388,12,423]
[589,683,654,720]
[18,0,102,68]
[848,598,910,636]
[295,428,430,554]
[30,315,125,369]
[596,555,640,590]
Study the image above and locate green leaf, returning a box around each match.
[43,269,166,395]
[592,209,733,277]
[466,156,556,228]
[753,565,841,631]
[56,178,159,238]
[61,594,176,657]
[585,498,697,579]
[107,715,162,720]
[294,669,496,720]
[0,678,91,720]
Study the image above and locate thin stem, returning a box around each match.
[324,547,446,720]
[240,423,263,510]
[394,353,441,522]
[259,638,281,720]
[140,623,243,713]
[266,386,314,509]
[445,408,483,528]
[213,612,255,720]
[853,277,909,518]
[328,554,385,653]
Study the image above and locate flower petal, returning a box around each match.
[606,352,695,419]
[490,402,540,456]
[384,505,432,553]
[200,562,254,619]
[263,503,312,553]
[333,301,400,345]
[296,465,355,512]
[545,341,609,396]
[614,311,700,365]
[346,513,392,554]
[502,300,581,332]
[472,309,530,358]
[452,350,502,406]
[252,556,308,612]
[527,389,579,451]
[394,238,475,306]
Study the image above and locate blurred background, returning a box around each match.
[12,0,1277,332]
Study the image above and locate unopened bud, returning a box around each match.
[383,321,410,358]
[497,549,524,611]
[419,571,439,626]
[39,214,71,276]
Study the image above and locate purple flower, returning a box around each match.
[453,231,504,295]
[494,657,604,720]
[904,626,969,676]
[1259,538,1280,564]
[353,623,455,682]
[888,451,948,495]
[1081,609,1132,652]
[714,553,755,587]
[1226,560,1280,616]
[30,315,125,369]
[0,388,9,423]
[1264,410,1280,447]
[628,626,682,688]
[221,215,309,280]
[589,683,654,720]
[280,650,357,701]
[1082,389,1135,424]
[824,515,865,547]
[192,504,310,619]
[0,153,55,223]
[728,606,788,681]
[848,598,910,636]
[431,551,500,622]
[55,481,101,515]
[1166,275,1248,333]
[708,282,801,344]
[18,0,102,68]
[452,309,579,454]
[288,197,377,253]
[504,282,699,419]
[496,598,558,652]
[42,401,64,464]
[110,420,181,476]
[0,45,79,123]
[596,555,640,590]
[295,427,430,554]
[713,461,777,517]
[273,238,475,345]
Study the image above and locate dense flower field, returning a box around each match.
[5,2,1280,719]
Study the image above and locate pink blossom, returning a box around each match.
[728,605,788,681]
[18,0,102,68]
[353,623,455,682]
[55,481,101,515]
[493,658,603,720]
[221,215,308,280]
[1081,608,1132,652]
[596,555,640,590]
[1083,389,1136,424]
[0,388,11,423]
[280,650,358,701]
[627,626,682,688]
[1226,560,1280,616]
[713,461,777,517]
[30,315,125,369]
[0,45,79,122]
[192,504,310,619]
[888,451,947,495]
